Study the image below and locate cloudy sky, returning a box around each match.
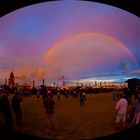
[0,0,140,86]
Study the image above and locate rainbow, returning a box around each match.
[35,32,139,79]
[43,32,138,66]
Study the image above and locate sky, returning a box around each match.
[0,0,140,86]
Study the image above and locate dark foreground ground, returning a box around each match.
[0,124,140,140]
[0,93,140,140]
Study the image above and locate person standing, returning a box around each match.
[36,91,40,100]
[57,91,60,101]
[112,88,119,101]
[79,90,85,106]
[43,92,58,130]
[0,90,13,129]
[131,95,140,125]
[115,92,128,130]
[83,91,86,101]
[11,91,23,126]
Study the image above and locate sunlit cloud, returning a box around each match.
[128,70,140,75]
[0,1,140,85]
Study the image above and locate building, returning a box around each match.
[125,78,140,90]
[8,71,15,86]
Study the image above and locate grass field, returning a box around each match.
[7,92,133,140]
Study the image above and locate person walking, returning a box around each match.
[115,92,128,130]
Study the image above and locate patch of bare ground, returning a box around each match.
[8,93,132,140]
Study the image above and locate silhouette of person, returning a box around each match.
[79,90,85,106]
[11,91,23,126]
[0,90,12,129]
[43,92,58,130]
[131,95,140,125]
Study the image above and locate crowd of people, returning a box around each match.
[0,86,86,130]
[114,90,140,130]
[0,89,23,129]
[0,86,140,133]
